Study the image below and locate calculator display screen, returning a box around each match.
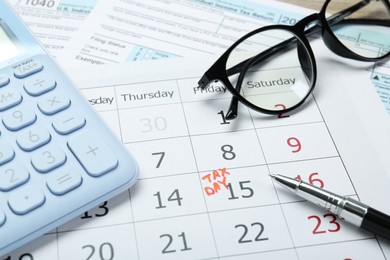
[0,24,20,62]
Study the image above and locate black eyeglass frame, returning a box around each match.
[198,0,390,119]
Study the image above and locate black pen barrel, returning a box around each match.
[361,207,390,241]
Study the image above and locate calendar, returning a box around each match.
[4,51,390,259]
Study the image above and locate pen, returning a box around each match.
[269,174,390,240]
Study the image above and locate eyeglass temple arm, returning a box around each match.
[225,0,371,120]
[198,0,370,90]
[324,0,370,26]
[226,0,370,79]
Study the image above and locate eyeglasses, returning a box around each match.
[198,0,390,120]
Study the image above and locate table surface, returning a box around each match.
[279,0,383,16]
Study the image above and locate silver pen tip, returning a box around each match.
[268,173,277,179]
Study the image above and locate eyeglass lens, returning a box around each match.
[327,0,390,59]
[225,0,389,114]
[226,29,315,112]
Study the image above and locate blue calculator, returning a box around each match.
[0,0,138,256]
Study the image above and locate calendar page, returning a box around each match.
[5,47,390,259]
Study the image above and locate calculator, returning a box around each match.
[0,1,138,256]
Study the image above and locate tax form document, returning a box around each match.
[6,0,98,57]
[59,0,308,65]
[5,53,390,258]
[57,0,390,114]
[372,59,390,114]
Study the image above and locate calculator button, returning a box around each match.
[52,111,86,135]
[68,132,118,177]
[0,87,22,111]
[46,167,82,195]
[31,145,67,173]
[8,187,45,215]
[37,91,71,115]
[23,73,56,96]
[0,75,10,87]
[0,142,15,165]
[2,107,37,131]
[0,208,5,226]
[16,126,51,151]
[0,164,30,192]
[14,61,44,79]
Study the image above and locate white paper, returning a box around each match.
[8,0,98,57]
[56,0,390,115]
[6,46,390,258]
[58,0,310,66]
[371,59,390,114]
[4,0,390,258]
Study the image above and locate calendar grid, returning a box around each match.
[172,78,221,258]
[114,75,380,258]
[247,91,301,258]
[5,72,389,259]
[94,76,382,258]
[112,82,126,149]
[127,189,142,260]
[254,144,301,259]
[111,83,143,260]
[309,95,362,202]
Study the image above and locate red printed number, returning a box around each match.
[287,137,301,153]
[295,172,324,188]
[275,104,290,118]
[308,213,341,234]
